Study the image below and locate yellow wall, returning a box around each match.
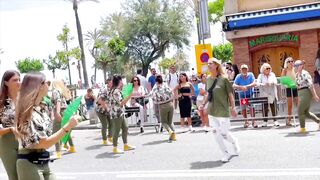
[225,0,317,14]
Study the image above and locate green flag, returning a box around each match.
[122,83,133,98]
[61,96,82,144]
[278,76,296,88]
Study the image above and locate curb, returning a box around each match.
[74,112,320,130]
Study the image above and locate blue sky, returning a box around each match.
[0,0,224,84]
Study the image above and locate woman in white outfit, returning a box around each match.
[257,63,279,127]
[203,58,240,163]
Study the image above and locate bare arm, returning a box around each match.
[228,92,237,117]
[0,127,12,136]
[33,117,78,149]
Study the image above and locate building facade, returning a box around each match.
[223,0,320,77]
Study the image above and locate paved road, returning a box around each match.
[1,121,320,180]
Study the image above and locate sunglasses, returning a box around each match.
[266,68,271,70]
[287,61,294,63]
[133,80,138,82]
[294,64,303,68]
[41,81,50,86]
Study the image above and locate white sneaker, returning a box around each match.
[203,126,208,132]
[233,140,240,156]
[221,152,231,163]
[262,122,267,127]
[188,126,193,131]
[274,121,280,127]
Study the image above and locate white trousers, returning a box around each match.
[209,115,237,154]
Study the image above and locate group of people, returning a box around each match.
[1,52,319,179]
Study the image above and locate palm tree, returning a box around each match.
[66,0,99,88]
[84,28,104,84]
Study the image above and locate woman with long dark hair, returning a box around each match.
[14,72,78,180]
[0,70,20,180]
[173,73,194,131]
[109,75,135,154]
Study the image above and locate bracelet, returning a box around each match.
[62,127,69,133]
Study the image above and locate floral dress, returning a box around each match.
[0,98,15,128]
[95,86,110,115]
[108,88,124,119]
[151,84,173,104]
[296,69,313,89]
[51,90,68,112]
[19,107,53,149]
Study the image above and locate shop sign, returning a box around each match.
[249,32,299,49]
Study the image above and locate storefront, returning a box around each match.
[223,1,320,77]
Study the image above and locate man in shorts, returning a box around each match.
[233,64,257,128]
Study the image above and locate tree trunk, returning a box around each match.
[77,60,82,81]
[103,65,107,83]
[52,69,56,78]
[66,42,72,85]
[73,1,89,88]
[142,62,149,77]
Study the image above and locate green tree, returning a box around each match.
[94,37,126,82]
[85,28,104,83]
[212,43,233,63]
[43,54,68,78]
[16,58,44,73]
[57,25,81,85]
[208,0,224,24]
[66,0,99,88]
[101,0,193,77]
[159,57,175,73]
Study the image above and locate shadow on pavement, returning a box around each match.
[190,160,223,169]
[85,144,105,150]
[95,152,121,159]
[284,132,316,137]
[142,139,169,146]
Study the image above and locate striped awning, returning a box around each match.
[223,2,320,31]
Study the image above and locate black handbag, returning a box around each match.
[18,151,51,165]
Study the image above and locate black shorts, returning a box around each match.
[286,88,298,97]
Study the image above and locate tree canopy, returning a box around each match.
[16,58,44,73]
[208,0,224,24]
[101,0,193,76]
[212,43,233,63]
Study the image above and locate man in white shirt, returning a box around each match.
[166,65,179,112]
[137,69,149,92]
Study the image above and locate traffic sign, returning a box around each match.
[195,44,213,75]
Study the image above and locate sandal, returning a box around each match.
[243,122,249,128]
[286,121,293,127]
[252,123,258,128]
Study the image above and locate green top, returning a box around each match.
[206,76,234,117]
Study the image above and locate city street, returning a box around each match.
[2,121,320,180]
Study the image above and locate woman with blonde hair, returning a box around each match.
[51,79,75,158]
[257,63,279,127]
[15,72,78,180]
[0,70,20,180]
[281,57,298,126]
[203,58,239,163]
